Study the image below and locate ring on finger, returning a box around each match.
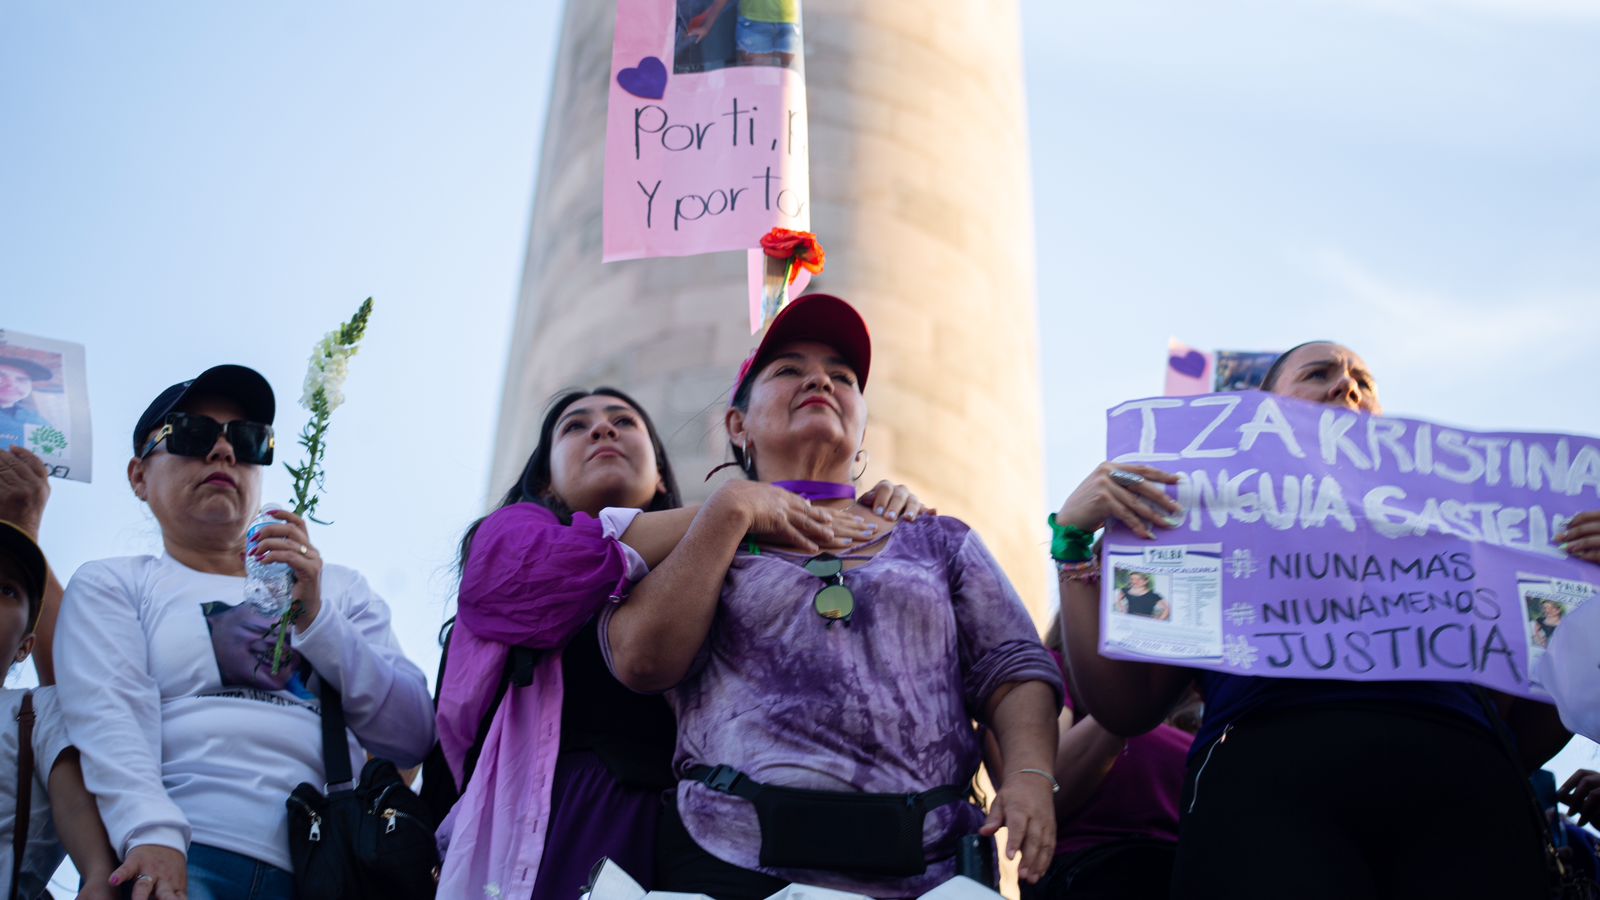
[299,544,309,555]
[136,874,155,883]
[1109,469,1146,488]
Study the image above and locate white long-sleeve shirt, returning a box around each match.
[54,554,435,870]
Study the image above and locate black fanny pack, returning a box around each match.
[686,764,966,877]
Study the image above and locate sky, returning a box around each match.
[3,1,1598,882]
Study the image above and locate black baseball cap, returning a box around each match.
[132,365,276,455]
[0,356,51,382]
[0,520,48,631]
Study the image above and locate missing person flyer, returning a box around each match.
[0,329,92,482]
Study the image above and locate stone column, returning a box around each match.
[492,0,1048,613]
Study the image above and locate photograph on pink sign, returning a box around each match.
[674,0,804,74]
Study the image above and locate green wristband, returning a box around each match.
[1047,513,1096,563]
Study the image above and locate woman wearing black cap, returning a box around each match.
[52,365,435,900]
[1054,340,1596,899]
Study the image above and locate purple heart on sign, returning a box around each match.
[617,56,667,100]
[1169,349,1207,379]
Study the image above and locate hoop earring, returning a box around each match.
[851,449,869,482]
[742,440,758,477]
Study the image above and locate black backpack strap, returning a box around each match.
[419,624,538,824]
[460,645,536,788]
[320,678,353,791]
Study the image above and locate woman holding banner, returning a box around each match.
[604,294,1063,899]
[435,384,926,900]
[1055,341,1580,899]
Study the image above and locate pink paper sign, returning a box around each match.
[603,0,812,262]
[1165,339,1281,395]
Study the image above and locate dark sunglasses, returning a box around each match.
[805,554,854,626]
[139,412,275,465]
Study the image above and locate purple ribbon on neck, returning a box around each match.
[774,480,856,502]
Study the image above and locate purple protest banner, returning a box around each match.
[1099,392,1600,702]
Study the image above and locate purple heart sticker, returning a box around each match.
[617,56,667,100]
[1168,349,1207,379]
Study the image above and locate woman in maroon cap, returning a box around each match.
[606,294,1063,899]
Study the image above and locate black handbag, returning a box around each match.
[285,679,439,900]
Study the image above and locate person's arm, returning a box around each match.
[1056,462,1195,736]
[451,503,679,649]
[988,678,1126,824]
[941,523,1064,884]
[606,480,834,692]
[1051,711,1127,820]
[1499,694,1570,773]
[47,748,120,899]
[53,563,191,876]
[1061,574,1192,735]
[291,567,437,766]
[617,480,922,566]
[688,0,735,40]
[979,680,1059,885]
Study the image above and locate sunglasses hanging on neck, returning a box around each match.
[139,412,275,465]
[805,553,854,626]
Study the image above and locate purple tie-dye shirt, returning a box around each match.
[602,515,1062,897]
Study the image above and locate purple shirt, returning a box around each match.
[1051,651,1191,856]
[603,515,1062,898]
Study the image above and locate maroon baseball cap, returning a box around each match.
[732,294,872,403]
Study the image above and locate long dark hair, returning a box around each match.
[453,387,683,586]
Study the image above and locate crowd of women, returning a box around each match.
[3,293,1599,900]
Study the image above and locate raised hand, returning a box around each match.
[1056,462,1181,540]
[1556,511,1600,564]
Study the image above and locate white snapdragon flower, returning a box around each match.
[300,331,359,411]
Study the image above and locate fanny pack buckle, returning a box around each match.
[703,764,745,794]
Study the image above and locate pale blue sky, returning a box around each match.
[3,4,1597,870]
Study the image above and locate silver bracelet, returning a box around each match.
[1011,768,1060,793]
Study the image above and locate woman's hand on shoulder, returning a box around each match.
[709,480,844,555]
[1557,511,1600,565]
[858,479,933,523]
[1057,462,1181,539]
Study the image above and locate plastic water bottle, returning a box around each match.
[244,504,296,616]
